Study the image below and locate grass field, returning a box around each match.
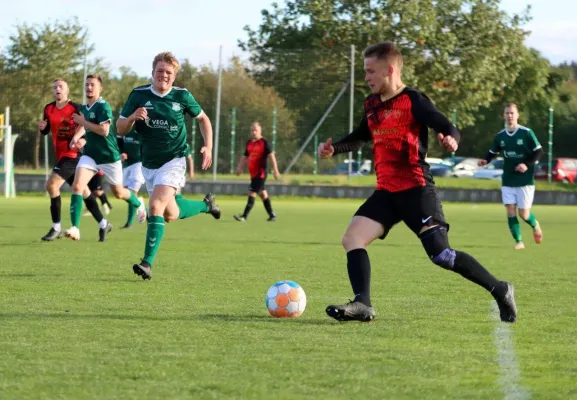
[0,196,576,399]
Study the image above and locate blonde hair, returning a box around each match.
[153,51,181,73]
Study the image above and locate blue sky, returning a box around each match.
[1,0,576,77]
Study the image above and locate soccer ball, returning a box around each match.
[266,280,307,318]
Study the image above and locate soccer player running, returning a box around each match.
[318,42,517,323]
[478,104,543,250]
[64,75,147,241]
[233,121,281,222]
[39,79,106,241]
[117,128,145,229]
[116,51,221,280]
[83,171,113,217]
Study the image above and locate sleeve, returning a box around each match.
[183,90,202,118]
[409,91,461,143]
[40,105,51,136]
[264,139,272,156]
[527,129,542,151]
[96,102,113,125]
[525,130,543,167]
[116,136,125,153]
[119,91,139,119]
[332,116,372,155]
[244,141,250,157]
[484,134,501,162]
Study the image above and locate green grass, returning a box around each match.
[0,197,576,399]
[12,168,577,191]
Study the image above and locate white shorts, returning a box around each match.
[123,162,145,193]
[77,155,123,186]
[142,157,186,195]
[501,185,535,209]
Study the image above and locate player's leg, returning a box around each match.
[517,185,541,243]
[259,186,276,221]
[95,187,113,214]
[64,157,97,240]
[42,169,67,241]
[502,186,523,248]
[101,161,146,223]
[121,164,141,229]
[406,187,517,323]
[326,191,398,322]
[234,178,259,221]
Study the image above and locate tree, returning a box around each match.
[0,18,91,167]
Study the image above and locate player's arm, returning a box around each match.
[196,111,213,151]
[73,112,111,136]
[117,91,144,135]
[264,140,280,178]
[184,90,213,169]
[480,135,502,166]
[330,116,372,155]
[39,106,51,135]
[410,91,461,143]
[523,130,543,167]
[186,154,194,179]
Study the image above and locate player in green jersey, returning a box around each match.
[117,52,221,280]
[479,104,543,249]
[117,129,145,229]
[65,75,147,242]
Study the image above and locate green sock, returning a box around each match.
[522,212,537,229]
[126,203,137,226]
[70,193,83,228]
[176,194,209,219]
[507,216,522,243]
[143,216,165,266]
[126,191,141,208]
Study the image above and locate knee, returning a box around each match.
[342,232,366,251]
[71,182,83,194]
[260,191,268,200]
[45,180,58,195]
[110,186,123,199]
[518,210,529,220]
[164,214,178,223]
[149,200,166,216]
[419,226,456,270]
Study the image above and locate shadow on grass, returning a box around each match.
[0,312,335,325]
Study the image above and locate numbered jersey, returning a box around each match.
[81,98,121,164]
[489,126,542,187]
[119,85,202,169]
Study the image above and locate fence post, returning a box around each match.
[313,134,318,175]
[230,108,236,174]
[348,44,355,179]
[212,45,223,181]
[547,106,554,183]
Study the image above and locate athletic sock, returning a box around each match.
[70,193,83,228]
[50,195,61,225]
[242,196,255,218]
[507,216,522,243]
[453,251,508,298]
[522,212,537,229]
[346,248,372,306]
[83,194,104,223]
[175,195,209,219]
[143,216,165,266]
[263,197,275,217]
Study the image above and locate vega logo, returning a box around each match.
[144,118,169,129]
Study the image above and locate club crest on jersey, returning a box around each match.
[172,102,181,111]
[517,139,523,145]
[500,140,505,147]
[89,112,95,119]
[144,101,154,110]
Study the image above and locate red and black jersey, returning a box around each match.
[41,101,82,161]
[332,87,460,192]
[244,138,272,179]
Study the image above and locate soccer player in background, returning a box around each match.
[83,170,113,217]
[64,75,147,241]
[318,42,517,323]
[117,128,145,229]
[233,121,281,222]
[39,79,106,241]
[478,104,543,250]
[117,51,221,280]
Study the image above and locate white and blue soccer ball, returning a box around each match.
[265,280,307,318]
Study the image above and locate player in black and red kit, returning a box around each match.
[318,43,517,323]
[233,121,281,222]
[39,79,106,241]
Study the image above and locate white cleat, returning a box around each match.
[64,226,80,241]
[136,197,147,223]
[514,242,525,250]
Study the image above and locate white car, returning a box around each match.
[472,158,504,180]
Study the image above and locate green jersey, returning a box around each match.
[119,85,202,169]
[489,126,542,187]
[81,98,121,164]
[120,129,142,167]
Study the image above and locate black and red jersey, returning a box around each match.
[245,138,272,179]
[41,101,82,160]
[332,87,460,192]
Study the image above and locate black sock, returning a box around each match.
[242,196,255,218]
[347,248,372,306]
[84,194,104,223]
[99,193,112,208]
[50,195,61,225]
[453,251,507,298]
[263,197,275,217]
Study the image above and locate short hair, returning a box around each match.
[251,121,261,128]
[505,103,519,111]
[53,78,66,84]
[153,51,181,73]
[86,74,103,85]
[363,42,403,68]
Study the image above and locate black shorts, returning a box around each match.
[88,174,104,191]
[53,157,79,186]
[249,176,267,193]
[354,186,449,239]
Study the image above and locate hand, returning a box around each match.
[478,160,488,167]
[515,163,528,173]
[69,137,81,149]
[318,138,334,159]
[200,146,212,170]
[189,171,194,179]
[274,170,281,180]
[38,119,48,132]
[437,133,458,152]
[130,107,147,122]
[121,153,128,161]
[235,168,242,176]
[72,113,86,126]
[76,138,86,150]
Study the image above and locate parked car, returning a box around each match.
[429,156,481,178]
[534,158,577,183]
[472,158,504,180]
[325,159,372,175]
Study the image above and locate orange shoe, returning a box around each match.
[533,222,543,244]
